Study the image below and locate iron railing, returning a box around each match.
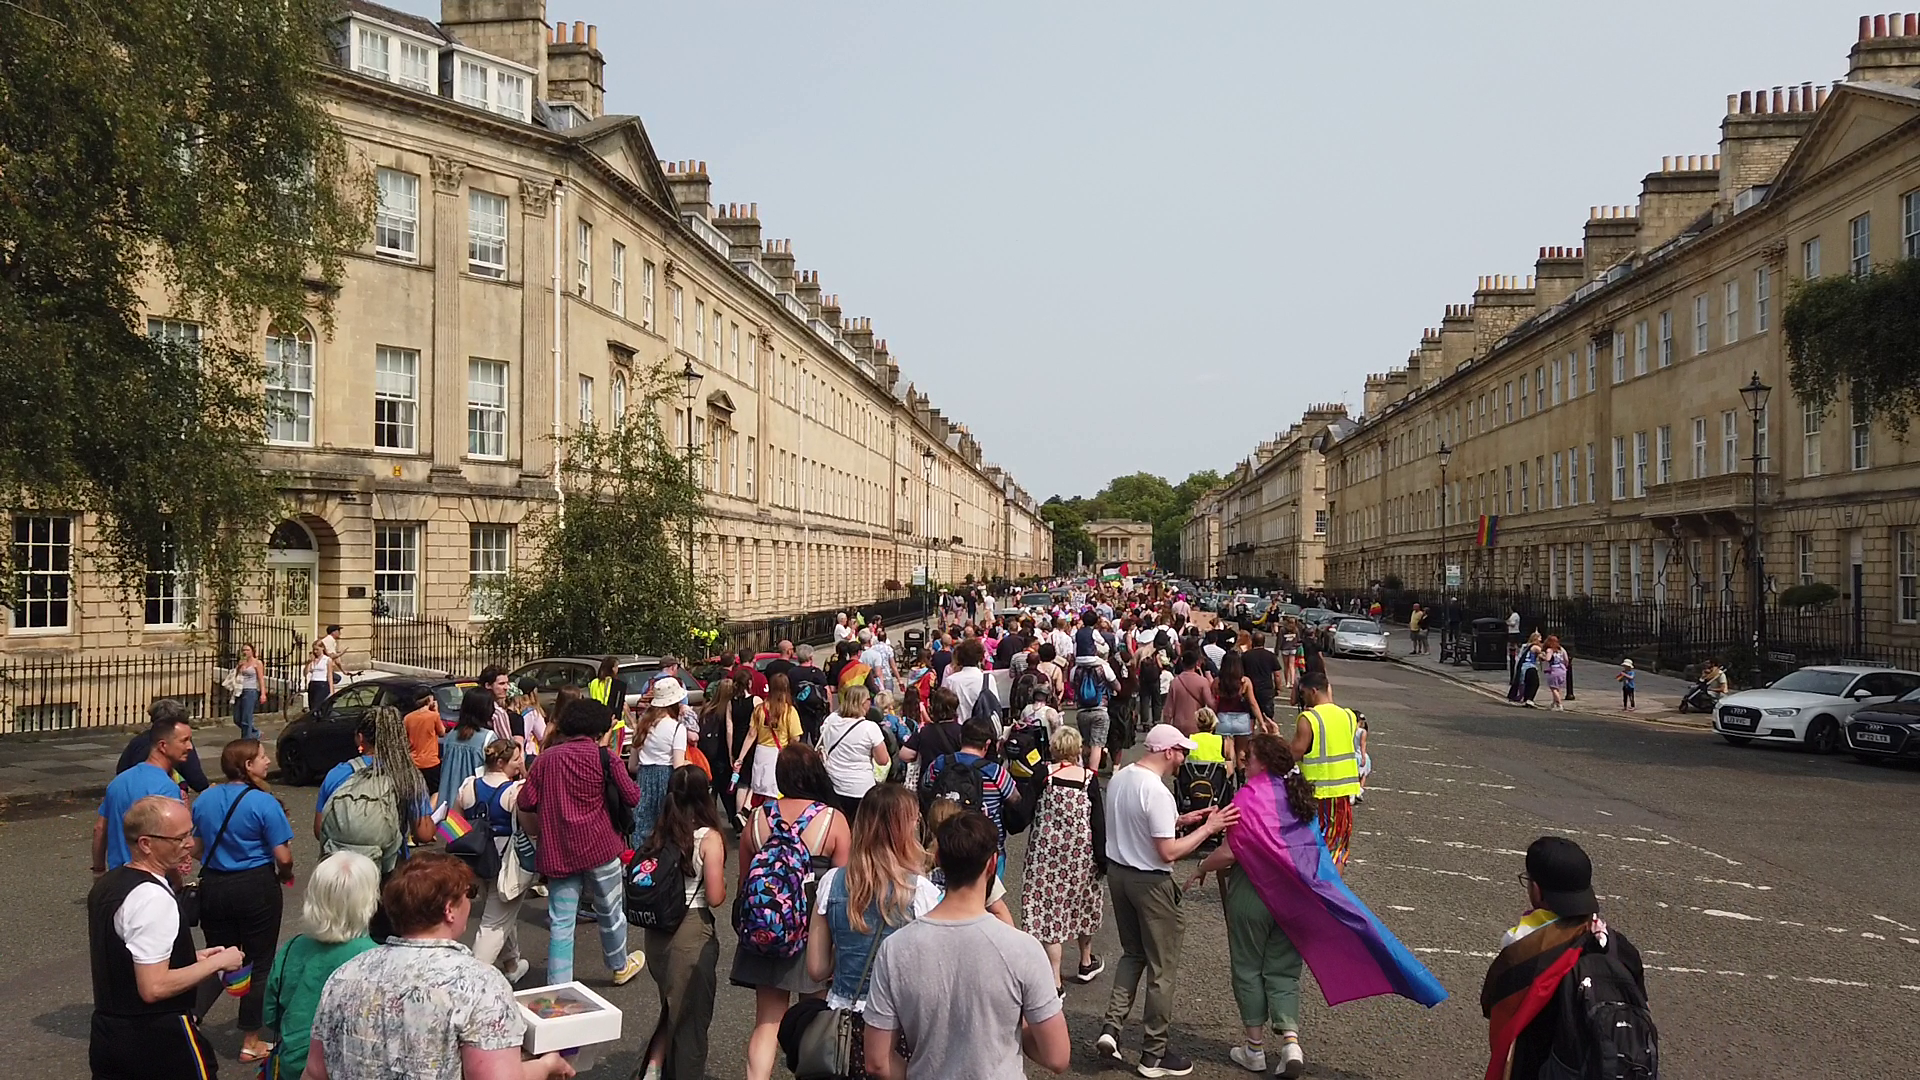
[370,617,538,676]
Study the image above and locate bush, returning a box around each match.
[1777,582,1839,610]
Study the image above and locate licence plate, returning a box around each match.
[1854,731,1893,744]
[1720,715,1756,731]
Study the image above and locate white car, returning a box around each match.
[1712,665,1920,752]
[1329,618,1389,659]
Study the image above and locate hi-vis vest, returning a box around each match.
[1299,703,1361,798]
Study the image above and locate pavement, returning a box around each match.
[8,654,1919,1078]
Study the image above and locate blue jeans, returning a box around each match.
[545,857,629,984]
[234,688,260,740]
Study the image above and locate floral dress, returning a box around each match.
[1020,768,1103,944]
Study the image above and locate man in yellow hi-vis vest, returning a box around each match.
[1289,670,1361,869]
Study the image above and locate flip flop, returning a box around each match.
[239,1044,275,1064]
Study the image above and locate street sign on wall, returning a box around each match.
[912,566,928,586]
[1446,564,1462,587]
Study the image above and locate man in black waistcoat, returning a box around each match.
[89,794,246,1079]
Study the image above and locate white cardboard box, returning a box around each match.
[515,981,623,1056]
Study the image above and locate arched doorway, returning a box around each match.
[267,519,320,645]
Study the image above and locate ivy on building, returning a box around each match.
[1784,256,1920,432]
[480,366,718,657]
[0,0,372,613]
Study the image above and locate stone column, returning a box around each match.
[518,176,554,486]
[429,155,467,473]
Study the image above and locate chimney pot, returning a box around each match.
[1874,14,1888,36]
[572,20,584,43]
[1862,14,1874,39]
[1740,89,1753,113]
[587,24,598,49]
[1772,86,1784,112]
[1908,13,1918,34]
[1816,84,1831,107]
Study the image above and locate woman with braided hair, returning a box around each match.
[313,706,434,941]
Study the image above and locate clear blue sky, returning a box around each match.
[392,0,1859,500]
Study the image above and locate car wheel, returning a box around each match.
[279,741,313,786]
[1803,716,1841,754]
[1721,733,1753,747]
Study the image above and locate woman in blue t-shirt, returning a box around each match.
[191,738,296,1064]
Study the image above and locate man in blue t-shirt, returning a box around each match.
[93,705,195,872]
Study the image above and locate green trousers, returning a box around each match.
[1222,867,1303,1034]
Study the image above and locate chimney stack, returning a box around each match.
[1363,373,1390,419]
[544,18,605,118]
[1638,154,1720,248]
[1718,84,1821,213]
[819,293,843,332]
[1849,13,1920,85]
[713,203,763,262]
[1439,302,1477,373]
[794,269,823,315]
[440,0,549,97]
[1471,275,1537,352]
[660,160,712,220]
[1533,246,1587,310]
[762,239,796,293]
[1582,206,1640,281]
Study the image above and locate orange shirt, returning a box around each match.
[404,704,443,768]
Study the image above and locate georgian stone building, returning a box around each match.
[5,0,1050,666]
[1318,16,1920,652]
[1206,405,1348,589]
[1180,487,1225,580]
[1086,519,1155,570]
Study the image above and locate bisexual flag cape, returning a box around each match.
[1228,771,1447,1008]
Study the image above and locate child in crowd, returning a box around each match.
[1355,714,1372,803]
[1177,708,1228,821]
[1020,682,1065,733]
[1617,659,1637,710]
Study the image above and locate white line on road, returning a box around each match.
[1409,760,1477,769]
[1414,948,1894,993]
[1702,909,1763,921]
[1872,913,1919,933]
[1349,858,1494,884]
[1368,743,1434,751]
[1642,828,1742,866]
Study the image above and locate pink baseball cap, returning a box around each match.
[1144,724,1198,752]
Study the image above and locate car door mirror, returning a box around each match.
[1850,687,1873,700]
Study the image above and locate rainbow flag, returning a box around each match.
[223,963,253,998]
[436,808,473,844]
[1227,771,1447,1008]
[1476,515,1499,548]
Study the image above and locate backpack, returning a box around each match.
[922,753,987,816]
[1138,649,1162,690]
[792,678,830,725]
[625,842,690,935]
[1008,671,1042,716]
[1074,664,1110,709]
[1544,939,1659,1080]
[1001,721,1049,781]
[320,759,404,873]
[1175,761,1224,816]
[733,801,827,958]
[969,681,1002,725]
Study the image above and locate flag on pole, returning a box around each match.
[436,807,473,844]
[1476,515,1500,548]
[1227,770,1447,1008]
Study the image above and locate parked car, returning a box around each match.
[1329,618,1389,659]
[1841,685,1920,763]
[1712,665,1920,751]
[509,655,706,714]
[277,675,474,785]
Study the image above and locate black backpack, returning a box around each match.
[922,753,987,816]
[1001,722,1050,781]
[792,677,830,726]
[625,841,689,935]
[1544,938,1658,1080]
[970,681,1003,725]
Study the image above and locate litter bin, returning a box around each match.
[1470,618,1508,670]
[903,628,926,655]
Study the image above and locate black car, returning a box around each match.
[277,675,474,785]
[1842,689,1920,763]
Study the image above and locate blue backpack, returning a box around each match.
[732,801,826,958]
[1074,663,1110,708]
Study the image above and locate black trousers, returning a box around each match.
[193,864,282,1030]
[91,1011,217,1079]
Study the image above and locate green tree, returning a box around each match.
[481,367,717,656]
[1784,257,1920,432]
[1041,497,1093,574]
[1,0,370,611]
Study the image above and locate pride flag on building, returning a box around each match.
[1228,771,1447,1008]
[1476,515,1499,548]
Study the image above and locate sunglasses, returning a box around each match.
[466,882,482,901]
[142,829,197,845]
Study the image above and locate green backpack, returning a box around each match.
[321,759,404,873]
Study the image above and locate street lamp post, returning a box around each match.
[1437,440,1452,660]
[1740,371,1772,664]
[921,447,936,628]
[680,358,702,598]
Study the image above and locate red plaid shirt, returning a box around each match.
[517,738,639,877]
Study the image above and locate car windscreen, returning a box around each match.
[432,682,475,713]
[1768,669,1854,696]
[1337,620,1378,634]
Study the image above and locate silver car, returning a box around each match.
[1329,618,1389,659]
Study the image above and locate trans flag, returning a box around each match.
[1228,770,1448,1008]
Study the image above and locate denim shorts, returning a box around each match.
[1215,710,1253,736]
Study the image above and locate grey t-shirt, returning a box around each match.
[864,912,1062,1080]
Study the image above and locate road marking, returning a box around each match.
[1873,914,1919,933]
[1903,937,1920,947]
[1701,909,1762,921]
[1365,786,1442,797]
[1414,948,1893,992]
[1826,927,1850,934]
[1697,877,1772,891]
[1369,742,1434,751]
[1350,858,1493,883]
[1642,828,1741,866]
[1862,933,1887,940]
[1595,809,1613,816]
[1410,760,1477,769]
[1389,905,1417,912]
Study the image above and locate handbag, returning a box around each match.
[600,745,635,838]
[791,903,885,1080]
[182,787,253,927]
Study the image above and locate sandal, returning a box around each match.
[239,1043,275,1064]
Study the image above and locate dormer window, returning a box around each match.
[546,102,586,130]
[349,20,436,93]
[443,50,534,123]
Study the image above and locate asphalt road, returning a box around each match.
[7,657,1918,1079]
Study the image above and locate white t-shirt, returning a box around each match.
[1104,763,1177,873]
[112,872,181,965]
[1048,629,1075,665]
[833,622,855,643]
[943,667,986,718]
[820,713,885,798]
[1508,612,1521,634]
[636,718,688,767]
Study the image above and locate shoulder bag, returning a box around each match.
[182,787,254,927]
[791,884,885,1080]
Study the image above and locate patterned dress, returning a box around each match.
[308,937,524,1080]
[1020,770,1103,944]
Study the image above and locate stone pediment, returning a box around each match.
[1771,82,1920,195]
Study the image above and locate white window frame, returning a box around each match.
[1723,280,1740,343]
[493,69,527,120]
[467,190,507,279]
[1567,350,1580,398]
[395,40,433,92]
[693,299,705,359]
[1906,189,1920,258]
[373,346,418,452]
[1803,400,1823,477]
[144,522,192,629]
[1551,359,1562,405]
[1755,268,1771,333]
[1692,417,1708,478]
[1900,531,1920,623]
[575,220,592,300]
[1633,431,1648,497]
[641,260,657,331]
[1612,436,1627,499]
[1797,533,1815,586]
[1803,236,1822,279]
[1721,411,1739,475]
[577,373,595,427]
[746,435,756,498]
[467,358,508,460]
[469,525,511,620]
[374,168,418,261]
[1634,320,1648,376]
[610,241,626,317]
[373,524,420,620]
[710,309,723,368]
[1586,442,1595,504]
[611,371,628,429]
[12,514,74,632]
[1657,425,1672,485]
[1663,310,1679,366]
[1551,451,1563,508]
[1850,212,1871,276]
[265,323,315,447]
[356,27,391,81]
[1613,334,1627,384]
[1692,293,1709,355]
[1852,405,1870,470]
[457,57,490,110]
[729,322,741,380]
[1586,342,1597,393]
